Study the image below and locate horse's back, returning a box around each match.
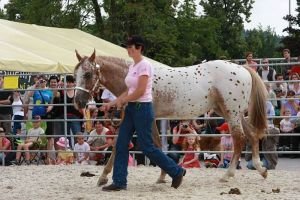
[152,60,252,118]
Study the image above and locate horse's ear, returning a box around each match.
[75,49,82,61]
[89,49,96,62]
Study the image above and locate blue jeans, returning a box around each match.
[13,115,24,134]
[112,102,184,187]
[66,115,81,148]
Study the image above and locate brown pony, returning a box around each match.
[74,50,268,185]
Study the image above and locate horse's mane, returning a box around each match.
[97,56,132,69]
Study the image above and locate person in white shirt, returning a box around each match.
[101,89,117,118]
[12,91,24,135]
[74,133,90,165]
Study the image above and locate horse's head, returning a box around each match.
[74,50,101,109]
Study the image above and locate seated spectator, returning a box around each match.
[0,127,11,164]
[287,73,300,97]
[245,101,279,169]
[217,122,241,169]
[244,51,258,71]
[101,88,117,118]
[282,48,297,79]
[179,134,201,168]
[292,111,300,158]
[192,117,205,134]
[203,109,224,134]
[279,109,295,152]
[245,127,279,170]
[74,133,90,165]
[265,83,277,109]
[280,90,299,117]
[87,120,113,165]
[168,120,197,163]
[257,58,276,81]
[273,73,287,111]
[14,115,44,165]
[55,137,74,165]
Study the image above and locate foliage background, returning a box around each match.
[0,0,299,66]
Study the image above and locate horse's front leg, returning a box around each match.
[97,147,116,186]
[220,126,244,182]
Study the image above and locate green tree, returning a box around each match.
[244,26,281,58]
[281,0,300,56]
[199,0,254,58]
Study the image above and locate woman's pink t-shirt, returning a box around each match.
[125,58,153,102]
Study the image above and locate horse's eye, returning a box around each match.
[83,71,92,79]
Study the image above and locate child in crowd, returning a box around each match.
[15,115,44,165]
[74,133,90,165]
[279,109,295,151]
[179,134,201,168]
[56,137,74,165]
[217,122,241,169]
[0,128,11,164]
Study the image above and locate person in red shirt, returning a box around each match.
[179,134,201,168]
[168,120,197,163]
[0,127,11,164]
[244,51,258,72]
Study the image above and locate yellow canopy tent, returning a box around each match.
[0,19,168,73]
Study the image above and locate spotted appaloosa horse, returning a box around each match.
[74,50,268,184]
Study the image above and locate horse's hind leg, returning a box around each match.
[241,118,267,178]
[220,124,244,182]
[97,147,115,186]
[156,170,167,183]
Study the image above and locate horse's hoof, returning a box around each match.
[156,179,167,184]
[97,178,108,186]
[261,169,268,179]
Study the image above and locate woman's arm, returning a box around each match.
[172,126,181,145]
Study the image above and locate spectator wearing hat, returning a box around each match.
[14,115,44,165]
[55,137,74,165]
[217,122,241,169]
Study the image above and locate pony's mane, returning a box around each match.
[97,56,132,69]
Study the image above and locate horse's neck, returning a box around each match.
[96,56,129,97]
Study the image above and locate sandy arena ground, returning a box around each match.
[1,162,300,200]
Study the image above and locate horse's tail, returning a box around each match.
[245,66,268,139]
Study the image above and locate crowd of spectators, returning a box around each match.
[0,48,300,167]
